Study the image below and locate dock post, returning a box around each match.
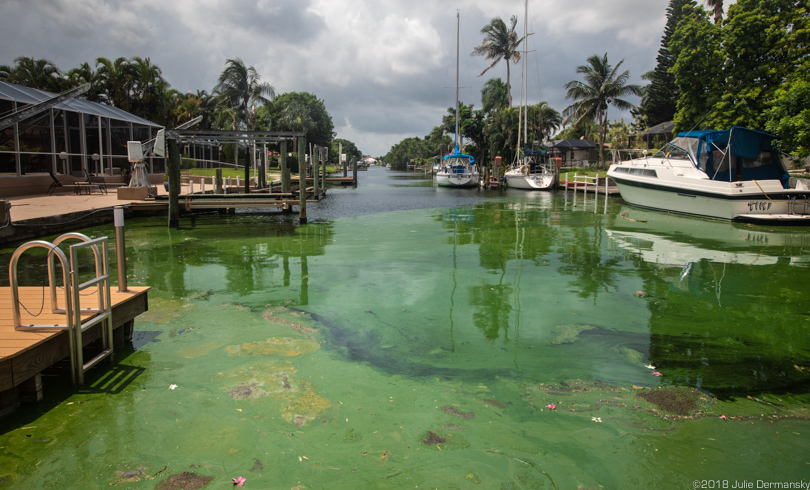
[113,206,128,292]
[321,148,326,192]
[167,137,181,228]
[313,149,320,196]
[216,169,223,194]
[352,156,357,186]
[340,142,346,177]
[244,141,250,194]
[280,140,289,193]
[298,136,307,224]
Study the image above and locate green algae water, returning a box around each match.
[1,167,810,489]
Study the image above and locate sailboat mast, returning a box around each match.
[522,0,529,149]
[455,12,460,148]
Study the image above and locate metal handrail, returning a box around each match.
[9,234,113,385]
[9,240,78,384]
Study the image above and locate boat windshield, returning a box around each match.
[653,137,699,163]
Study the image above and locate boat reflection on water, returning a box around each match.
[607,205,810,270]
[607,206,810,397]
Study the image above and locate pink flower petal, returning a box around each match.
[720,415,728,421]
[546,403,556,410]
[652,371,662,377]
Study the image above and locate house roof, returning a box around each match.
[640,121,675,135]
[0,81,161,127]
[548,139,597,150]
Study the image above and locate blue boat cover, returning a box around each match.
[522,145,547,158]
[442,145,475,164]
[676,127,788,184]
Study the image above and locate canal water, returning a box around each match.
[1,167,809,488]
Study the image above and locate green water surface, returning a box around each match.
[1,180,809,489]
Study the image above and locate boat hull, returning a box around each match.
[504,172,555,190]
[436,171,479,188]
[609,173,810,223]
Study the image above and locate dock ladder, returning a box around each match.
[9,233,114,385]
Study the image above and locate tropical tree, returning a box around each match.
[214,58,275,131]
[331,138,363,164]
[95,56,134,111]
[483,107,519,164]
[481,78,509,115]
[266,92,334,149]
[526,102,562,145]
[1,56,64,92]
[705,0,723,24]
[471,16,524,108]
[562,53,642,165]
[640,0,695,128]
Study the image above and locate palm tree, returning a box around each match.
[527,102,562,145]
[563,53,641,165]
[214,58,275,131]
[705,0,723,24]
[2,56,64,91]
[95,57,133,110]
[481,78,509,115]
[471,16,524,108]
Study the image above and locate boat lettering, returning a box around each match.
[747,201,772,211]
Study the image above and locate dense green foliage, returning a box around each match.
[640,0,695,127]
[670,0,809,157]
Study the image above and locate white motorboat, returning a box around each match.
[607,127,810,224]
[435,12,480,189]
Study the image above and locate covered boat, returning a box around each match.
[607,127,810,223]
[436,145,479,188]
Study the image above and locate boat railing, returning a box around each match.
[611,148,651,165]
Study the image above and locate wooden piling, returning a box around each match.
[298,136,307,224]
[281,140,289,193]
[313,148,320,195]
[216,169,223,194]
[167,137,181,228]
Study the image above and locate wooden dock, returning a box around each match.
[0,286,149,415]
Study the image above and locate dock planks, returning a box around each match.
[0,286,149,394]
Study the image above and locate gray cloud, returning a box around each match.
[1,0,684,156]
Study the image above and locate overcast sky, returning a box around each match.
[1,0,708,156]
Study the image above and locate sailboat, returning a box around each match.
[503,1,556,191]
[436,12,480,188]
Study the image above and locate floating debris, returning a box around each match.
[250,459,263,472]
[441,406,475,420]
[113,466,149,484]
[169,327,193,337]
[551,324,596,345]
[227,382,267,400]
[226,337,319,357]
[422,430,447,445]
[480,398,507,409]
[637,386,702,416]
[633,291,649,298]
[183,290,214,301]
[156,471,213,490]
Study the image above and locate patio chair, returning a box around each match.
[46,169,73,195]
[83,169,108,194]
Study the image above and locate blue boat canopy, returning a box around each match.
[674,127,788,184]
[522,144,547,159]
[442,144,475,164]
